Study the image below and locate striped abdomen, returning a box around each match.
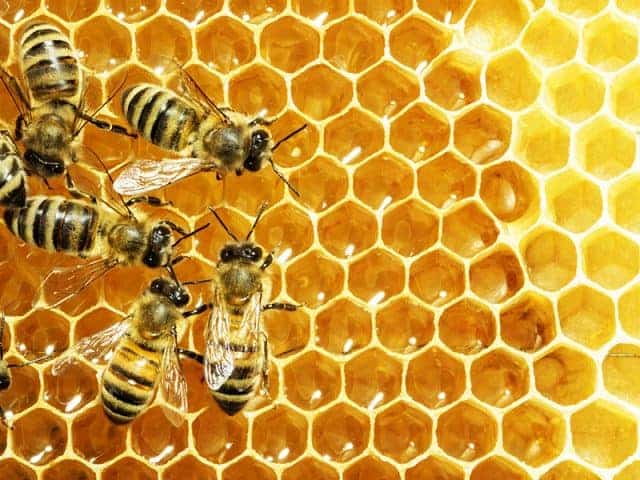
[3,196,99,254]
[101,333,163,423]
[121,84,199,152]
[19,23,81,105]
[0,132,26,207]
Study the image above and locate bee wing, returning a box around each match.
[159,334,188,415]
[52,317,131,375]
[42,258,118,308]
[204,288,234,390]
[113,158,217,195]
[236,291,263,353]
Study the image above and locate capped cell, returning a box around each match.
[515,108,570,174]
[582,229,639,290]
[546,170,601,233]
[558,285,615,349]
[545,63,605,123]
[553,0,607,17]
[521,227,577,291]
[612,66,640,125]
[610,174,640,234]
[604,344,640,408]
[486,48,541,111]
[541,461,600,480]
[521,10,578,67]
[584,12,637,71]
[619,284,640,338]
[464,0,529,51]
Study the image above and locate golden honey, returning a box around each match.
[0,0,639,479]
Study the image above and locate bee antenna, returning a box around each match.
[246,202,269,240]
[0,311,5,361]
[208,208,239,242]
[272,123,307,152]
[73,72,129,138]
[268,159,300,197]
[182,278,213,286]
[172,222,210,248]
[166,263,179,284]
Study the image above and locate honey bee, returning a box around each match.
[0,129,27,207]
[3,194,207,306]
[113,70,306,197]
[0,22,135,191]
[53,276,210,423]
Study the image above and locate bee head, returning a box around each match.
[143,224,172,267]
[243,129,270,172]
[220,243,263,264]
[149,277,190,307]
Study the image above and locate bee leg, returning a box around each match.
[163,221,189,236]
[176,348,204,365]
[77,112,137,138]
[15,114,25,140]
[260,253,273,271]
[259,332,271,398]
[182,303,212,318]
[262,302,301,312]
[65,171,97,204]
[125,196,172,208]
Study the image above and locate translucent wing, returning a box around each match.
[42,258,118,308]
[236,291,263,355]
[204,287,233,390]
[113,157,218,195]
[52,317,131,375]
[160,334,188,414]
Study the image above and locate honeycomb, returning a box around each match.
[1,0,640,478]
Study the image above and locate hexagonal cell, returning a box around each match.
[283,458,339,480]
[163,455,217,480]
[325,109,384,165]
[571,401,637,468]
[417,0,472,23]
[409,250,465,307]
[107,0,161,21]
[376,296,435,353]
[348,248,405,305]
[0,0,39,23]
[486,49,541,111]
[424,50,482,111]
[558,285,615,350]
[14,310,68,360]
[390,15,451,70]
[480,161,539,225]
[260,16,319,73]
[469,246,525,304]
[515,108,570,174]
[610,175,640,234]
[74,16,131,74]
[500,292,556,352]
[354,0,411,24]
[464,0,529,51]
[604,344,640,407]
[358,62,420,118]
[318,201,377,259]
[136,15,192,72]
[583,229,639,290]
[454,105,511,164]
[193,407,247,463]
[418,152,476,209]
[443,202,499,258]
[345,349,402,409]
[103,458,154,480]
[344,456,400,480]
[503,401,565,467]
[229,64,286,117]
[440,299,495,354]
[584,12,637,71]
[13,408,66,466]
[383,200,438,257]
[577,115,635,180]
[534,346,597,406]
[312,403,369,462]
[375,401,432,462]
[130,406,187,465]
[546,171,602,233]
[196,17,255,73]
[613,67,640,126]
[291,0,348,24]
[72,405,127,463]
[228,0,285,23]
[354,153,413,210]
[289,156,348,213]
[620,285,640,338]
[0,359,39,420]
[553,0,608,17]
[254,203,313,261]
[521,10,578,67]
[471,349,529,407]
[521,227,577,291]
[324,18,384,73]
[541,461,600,480]
[167,0,222,23]
[292,65,351,120]
[264,307,309,358]
[436,402,497,461]
[470,456,531,480]
[316,298,371,355]
[407,456,465,480]
[545,63,605,123]
[0,262,38,316]
[407,347,465,408]
[284,351,340,410]
[253,406,307,463]
[45,0,99,21]
[42,460,95,480]
[285,250,344,308]
[616,461,640,480]
[0,460,36,480]
[43,359,98,414]
[391,104,450,162]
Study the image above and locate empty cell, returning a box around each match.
[500,292,556,352]
[390,16,452,69]
[577,116,635,180]
[391,104,450,162]
[521,11,578,67]
[290,156,347,213]
[469,246,525,303]
[318,201,377,258]
[348,249,405,304]
[541,461,601,480]
[315,298,372,355]
[407,347,465,408]
[283,458,339,480]
[376,296,435,353]
[417,0,472,23]
[292,65,352,120]
[584,13,637,71]
[260,17,319,73]
[374,402,432,462]
[418,152,476,208]
[407,456,465,480]
[196,17,255,73]
[345,349,402,409]
[383,199,439,257]
[553,0,607,17]
[425,50,483,111]
[285,250,344,307]
[354,0,412,24]
[45,0,99,21]
[254,203,313,260]
[263,308,309,357]
[603,344,640,407]
[436,402,497,461]
[13,408,67,465]
[486,49,541,111]
[546,171,602,233]
[464,0,529,51]
[409,250,465,306]
[223,458,276,480]
[571,401,637,468]
[166,0,221,22]
[0,360,40,419]
[0,0,39,22]
[291,0,348,23]
[15,310,68,360]
[442,201,499,258]
[470,456,532,480]
[269,111,318,169]
[74,16,131,74]
[582,229,639,290]
[106,0,160,22]
[136,16,192,72]
[325,109,384,165]
[253,406,307,463]
[515,108,570,173]
[312,403,369,462]
[545,64,605,123]
[42,460,95,480]
[471,349,529,407]
[358,62,420,118]
[131,406,187,465]
[619,285,640,338]
[521,227,577,291]
[344,456,400,480]
[43,360,98,414]
[163,455,217,480]
[229,64,287,117]
[324,18,384,73]
[0,460,36,480]
[228,0,285,23]
[103,458,154,480]
[193,407,247,463]
[0,264,44,316]
[354,153,413,210]
[454,105,511,164]
[440,299,496,354]
[284,351,340,410]
[72,405,127,463]
[558,285,615,349]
